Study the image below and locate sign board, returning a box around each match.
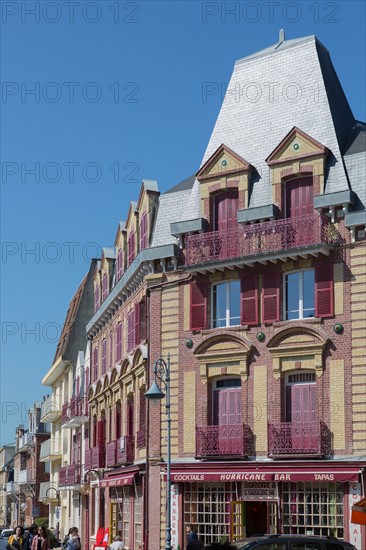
[119,436,125,452]
[32,507,40,517]
[55,506,61,520]
[241,482,278,501]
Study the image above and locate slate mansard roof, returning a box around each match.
[159,34,364,237]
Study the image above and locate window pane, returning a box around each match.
[286,272,300,319]
[229,281,241,325]
[213,284,227,327]
[303,270,315,317]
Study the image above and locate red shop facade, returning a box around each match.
[166,461,365,549]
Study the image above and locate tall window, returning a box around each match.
[127,310,135,353]
[93,347,98,381]
[212,281,240,327]
[285,269,315,320]
[116,322,123,362]
[101,339,107,374]
[213,190,238,231]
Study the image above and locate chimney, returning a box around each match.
[279,29,285,43]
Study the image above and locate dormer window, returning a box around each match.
[213,190,238,231]
[285,176,313,218]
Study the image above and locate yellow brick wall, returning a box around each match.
[351,243,366,453]
[329,359,345,450]
[184,371,196,453]
[334,263,343,315]
[161,286,179,458]
[253,365,267,452]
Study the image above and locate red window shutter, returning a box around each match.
[93,347,98,381]
[190,280,207,330]
[139,392,146,431]
[109,332,113,369]
[134,302,140,346]
[97,419,105,447]
[315,263,334,317]
[139,299,147,341]
[262,272,281,323]
[241,274,258,325]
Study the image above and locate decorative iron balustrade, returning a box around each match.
[186,214,340,266]
[40,396,62,423]
[268,421,331,457]
[59,464,81,487]
[196,424,254,458]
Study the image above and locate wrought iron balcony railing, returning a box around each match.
[185,213,339,267]
[59,464,81,487]
[268,421,331,458]
[196,424,254,458]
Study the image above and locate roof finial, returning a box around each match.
[279,29,285,42]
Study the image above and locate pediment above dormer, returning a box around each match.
[266,127,328,166]
[114,221,126,247]
[196,144,251,182]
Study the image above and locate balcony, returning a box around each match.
[105,437,135,467]
[62,397,89,428]
[18,432,34,451]
[40,395,62,423]
[268,421,332,458]
[59,464,81,487]
[84,447,105,470]
[185,214,340,268]
[6,481,18,494]
[196,425,254,458]
[18,469,36,484]
[39,437,62,462]
[38,481,51,503]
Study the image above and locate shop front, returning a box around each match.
[100,467,145,550]
[169,463,363,548]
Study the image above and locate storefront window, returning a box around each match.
[134,485,143,548]
[282,482,344,537]
[123,487,130,546]
[184,482,235,545]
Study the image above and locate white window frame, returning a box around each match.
[211,280,240,328]
[283,268,315,320]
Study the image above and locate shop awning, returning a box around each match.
[351,497,366,525]
[168,466,360,483]
[100,472,136,488]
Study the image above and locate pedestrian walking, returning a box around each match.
[7,527,24,550]
[31,527,50,550]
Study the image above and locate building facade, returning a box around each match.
[0,445,15,527]
[39,34,365,550]
[41,261,96,541]
[145,34,366,549]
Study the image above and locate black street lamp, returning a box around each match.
[46,486,61,540]
[145,355,172,550]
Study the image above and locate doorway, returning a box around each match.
[245,502,267,537]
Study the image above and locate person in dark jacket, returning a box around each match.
[23,525,37,550]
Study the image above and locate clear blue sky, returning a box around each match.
[1,0,365,445]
